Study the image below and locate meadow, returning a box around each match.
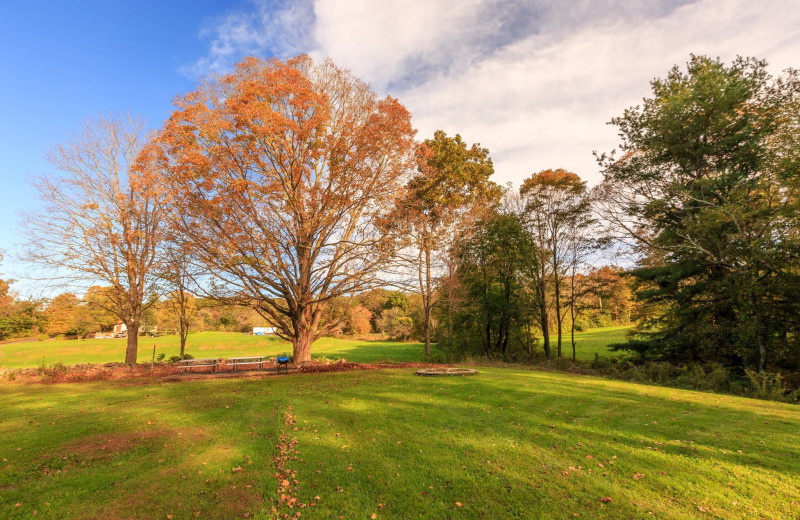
[0,326,631,369]
[2,366,799,519]
[4,327,798,519]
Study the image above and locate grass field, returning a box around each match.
[0,326,631,369]
[1,366,798,519]
[557,326,631,360]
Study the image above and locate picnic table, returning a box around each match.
[175,358,219,373]
[174,355,291,375]
[228,356,268,371]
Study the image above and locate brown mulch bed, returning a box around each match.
[0,362,182,384]
[1,359,448,384]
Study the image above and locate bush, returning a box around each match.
[590,353,614,371]
[745,370,787,400]
[421,352,448,364]
[168,354,194,363]
[551,356,575,371]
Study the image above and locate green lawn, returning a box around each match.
[0,333,434,369]
[1,367,798,519]
[567,326,632,360]
[0,327,632,369]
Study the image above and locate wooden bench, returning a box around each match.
[228,356,268,371]
[175,358,219,373]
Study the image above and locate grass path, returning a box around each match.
[1,367,798,519]
[0,327,632,369]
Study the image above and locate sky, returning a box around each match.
[1,0,799,296]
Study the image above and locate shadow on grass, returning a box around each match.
[2,367,799,519]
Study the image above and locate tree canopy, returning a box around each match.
[153,55,416,362]
[597,55,800,372]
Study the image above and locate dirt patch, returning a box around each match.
[39,430,172,467]
[39,427,210,466]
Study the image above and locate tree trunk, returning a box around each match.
[570,258,577,362]
[292,327,314,364]
[423,308,431,355]
[554,268,562,358]
[125,322,140,364]
[540,311,550,357]
[446,288,453,339]
[484,320,491,355]
[179,317,187,360]
[570,302,576,362]
[538,279,551,358]
[419,239,432,356]
[424,245,432,355]
[758,333,767,373]
[526,324,533,357]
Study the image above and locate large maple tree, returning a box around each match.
[154,55,415,362]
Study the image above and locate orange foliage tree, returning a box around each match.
[152,56,415,362]
[22,116,169,363]
[43,293,81,335]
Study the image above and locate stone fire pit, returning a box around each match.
[415,367,479,377]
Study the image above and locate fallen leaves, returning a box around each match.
[272,408,308,514]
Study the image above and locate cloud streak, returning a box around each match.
[186,0,800,185]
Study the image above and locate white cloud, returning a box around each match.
[310,0,487,89]
[187,0,800,185]
[182,0,315,78]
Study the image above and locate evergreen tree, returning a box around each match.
[597,55,800,372]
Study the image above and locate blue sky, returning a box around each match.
[0,1,245,291]
[2,0,799,296]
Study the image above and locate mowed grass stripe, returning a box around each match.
[1,366,798,519]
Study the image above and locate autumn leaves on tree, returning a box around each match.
[21,54,600,365]
[152,56,415,363]
[22,115,168,364]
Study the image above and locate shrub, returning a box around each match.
[421,352,448,364]
[591,353,614,371]
[168,354,194,363]
[745,370,787,400]
[551,356,575,371]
